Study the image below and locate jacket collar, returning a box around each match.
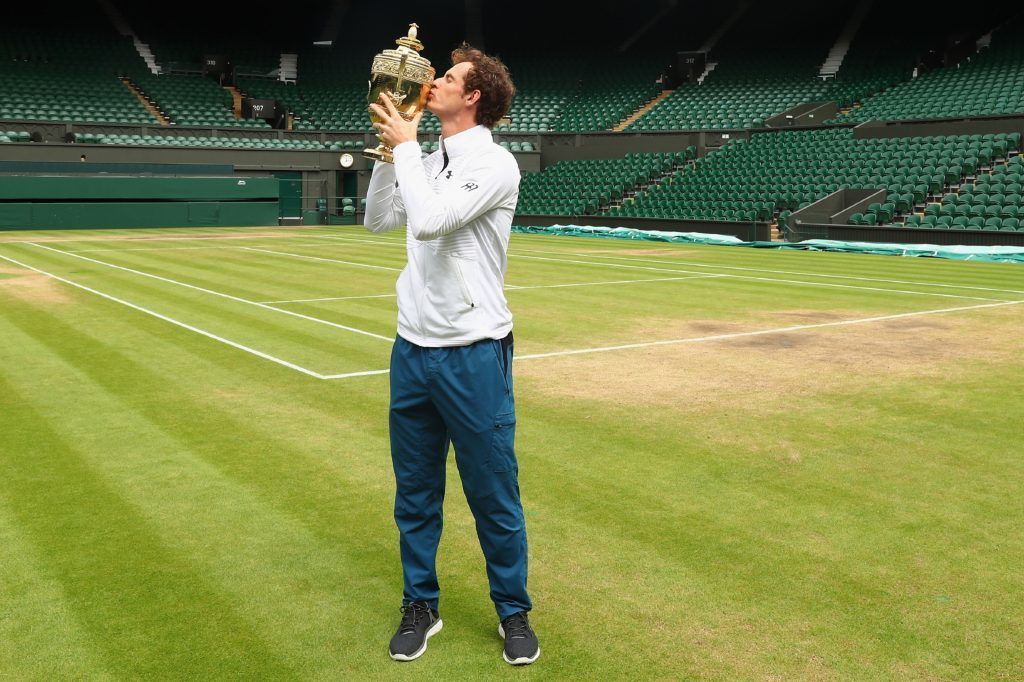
[439,125,491,160]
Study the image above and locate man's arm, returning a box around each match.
[393,143,518,242]
[365,93,419,234]
[364,162,406,233]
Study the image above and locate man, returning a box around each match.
[365,44,538,666]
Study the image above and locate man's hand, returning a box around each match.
[369,93,423,150]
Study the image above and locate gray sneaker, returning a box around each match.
[498,611,540,665]
[389,601,442,661]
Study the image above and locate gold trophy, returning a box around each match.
[364,23,435,163]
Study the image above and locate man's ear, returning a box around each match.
[466,89,481,106]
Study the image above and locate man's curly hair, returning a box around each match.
[451,43,515,129]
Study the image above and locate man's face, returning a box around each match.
[426,61,475,118]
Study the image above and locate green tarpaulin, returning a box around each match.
[512,225,1024,264]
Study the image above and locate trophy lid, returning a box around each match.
[395,23,424,54]
[371,23,434,85]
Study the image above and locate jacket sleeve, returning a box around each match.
[392,140,518,241]
[363,160,406,233]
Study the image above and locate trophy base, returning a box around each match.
[363,146,394,164]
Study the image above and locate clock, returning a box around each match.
[340,153,354,168]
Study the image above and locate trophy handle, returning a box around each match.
[395,54,408,93]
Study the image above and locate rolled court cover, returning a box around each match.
[511,225,1024,264]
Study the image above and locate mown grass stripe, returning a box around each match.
[2,225,1022,678]
[5,242,392,376]
[28,243,394,342]
[0,298,400,675]
[509,253,1010,302]
[241,246,404,271]
[509,246,1024,296]
[319,230,1024,296]
[0,374,300,679]
[107,242,392,304]
[0,500,116,680]
[0,250,326,378]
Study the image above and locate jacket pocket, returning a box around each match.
[490,410,517,473]
[453,258,478,309]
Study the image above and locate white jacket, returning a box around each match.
[364,125,520,347]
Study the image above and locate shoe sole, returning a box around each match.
[390,618,443,662]
[498,624,540,665]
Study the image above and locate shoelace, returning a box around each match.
[399,602,431,634]
[502,613,530,639]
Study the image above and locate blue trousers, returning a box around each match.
[389,334,532,621]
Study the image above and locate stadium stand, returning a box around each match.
[626,3,856,131]
[518,150,695,216]
[515,128,1023,236]
[71,132,337,150]
[550,55,664,133]
[0,131,33,144]
[830,12,1024,123]
[235,48,385,134]
[0,18,156,126]
[1,0,1022,244]
[126,71,271,129]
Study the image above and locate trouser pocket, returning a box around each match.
[490,410,517,473]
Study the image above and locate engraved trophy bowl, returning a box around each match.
[364,23,435,163]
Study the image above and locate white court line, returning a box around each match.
[320,368,392,380]
[318,232,1024,297]
[515,299,1024,360]
[261,293,398,304]
[64,235,397,254]
[504,274,723,291]
[7,246,1020,381]
[66,245,259,253]
[508,253,1009,302]
[0,251,327,379]
[240,247,403,271]
[4,232,317,246]
[260,275,721,304]
[27,243,393,342]
[508,245,1024,296]
[317,297,1024,378]
[315,234,407,248]
[131,230,1009,302]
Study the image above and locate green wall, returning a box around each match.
[0,202,279,230]
[0,175,280,229]
[0,176,279,201]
